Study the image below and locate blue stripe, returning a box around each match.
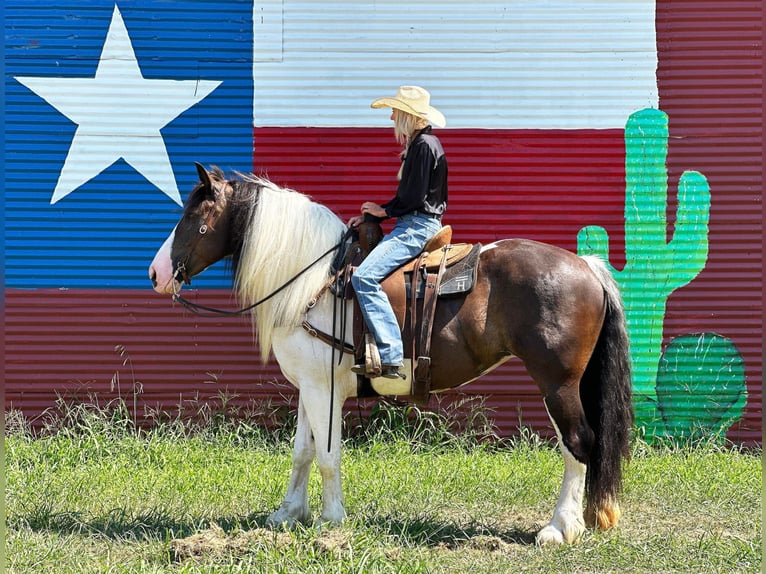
[5,1,253,289]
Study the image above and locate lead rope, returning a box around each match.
[328,284,339,453]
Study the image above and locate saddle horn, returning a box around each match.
[357,214,384,257]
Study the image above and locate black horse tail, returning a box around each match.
[580,256,633,530]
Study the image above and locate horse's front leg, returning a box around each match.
[269,327,352,526]
[267,395,314,527]
[299,382,347,525]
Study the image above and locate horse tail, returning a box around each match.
[579,256,633,530]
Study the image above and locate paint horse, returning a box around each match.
[149,164,633,545]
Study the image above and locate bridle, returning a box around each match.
[172,231,351,316]
[170,177,233,289]
[172,209,218,288]
[170,185,353,316]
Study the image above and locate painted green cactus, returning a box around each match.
[656,333,746,443]
[577,108,712,432]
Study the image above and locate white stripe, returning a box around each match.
[253,0,657,129]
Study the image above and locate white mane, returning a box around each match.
[234,177,347,362]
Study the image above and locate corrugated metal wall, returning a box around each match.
[4,0,762,443]
[653,0,762,443]
[252,0,658,129]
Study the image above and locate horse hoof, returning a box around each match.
[315,511,346,529]
[536,524,565,546]
[536,516,585,546]
[266,507,310,529]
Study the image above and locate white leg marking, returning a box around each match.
[301,383,346,525]
[536,399,587,545]
[271,329,352,526]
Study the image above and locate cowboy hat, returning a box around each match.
[371,85,446,128]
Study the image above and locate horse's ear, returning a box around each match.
[194,162,213,192]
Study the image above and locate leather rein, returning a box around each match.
[172,227,353,317]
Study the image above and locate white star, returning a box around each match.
[15,4,221,205]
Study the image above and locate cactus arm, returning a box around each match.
[576,225,617,276]
[665,170,711,292]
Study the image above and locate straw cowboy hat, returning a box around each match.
[371,85,446,128]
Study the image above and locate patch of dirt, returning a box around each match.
[171,524,292,561]
[313,529,353,556]
[464,534,511,553]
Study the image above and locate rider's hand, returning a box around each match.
[361,202,387,219]
[347,214,364,228]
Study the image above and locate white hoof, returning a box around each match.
[536,514,585,546]
[266,506,311,529]
[536,524,565,546]
[316,509,346,528]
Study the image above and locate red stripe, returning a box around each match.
[254,127,629,267]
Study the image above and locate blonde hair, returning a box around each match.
[393,109,429,179]
[393,109,429,146]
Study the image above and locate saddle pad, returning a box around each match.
[399,243,473,273]
[406,242,482,298]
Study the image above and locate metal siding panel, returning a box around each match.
[654,0,762,444]
[5,1,253,289]
[253,0,657,128]
[5,0,762,444]
[5,289,286,423]
[4,2,260,426]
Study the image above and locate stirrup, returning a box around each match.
[381,365,406,380]
[351,363,367,375]
[364,333,382,377]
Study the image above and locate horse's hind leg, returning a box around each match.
[535,382,595,545]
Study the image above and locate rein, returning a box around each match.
[172,228,353,317]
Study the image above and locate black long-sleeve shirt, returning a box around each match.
[381,126,447,219]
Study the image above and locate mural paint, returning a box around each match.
[578,108,747,441]
[5,2,758,442]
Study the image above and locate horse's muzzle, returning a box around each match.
[148,263,181,295]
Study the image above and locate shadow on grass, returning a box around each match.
[363,513,539,547]
[17,507,271,542]
[18,507,538,548]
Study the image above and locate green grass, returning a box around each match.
[5,401,762,573]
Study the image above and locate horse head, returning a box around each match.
[149,163,234,294]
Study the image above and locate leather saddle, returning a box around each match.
[326,220,481,404]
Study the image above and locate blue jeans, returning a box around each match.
[351,213,443,366]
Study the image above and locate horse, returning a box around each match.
[149,163,633,545]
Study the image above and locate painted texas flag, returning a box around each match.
[4,1,656,425]
[5,0,657,290]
